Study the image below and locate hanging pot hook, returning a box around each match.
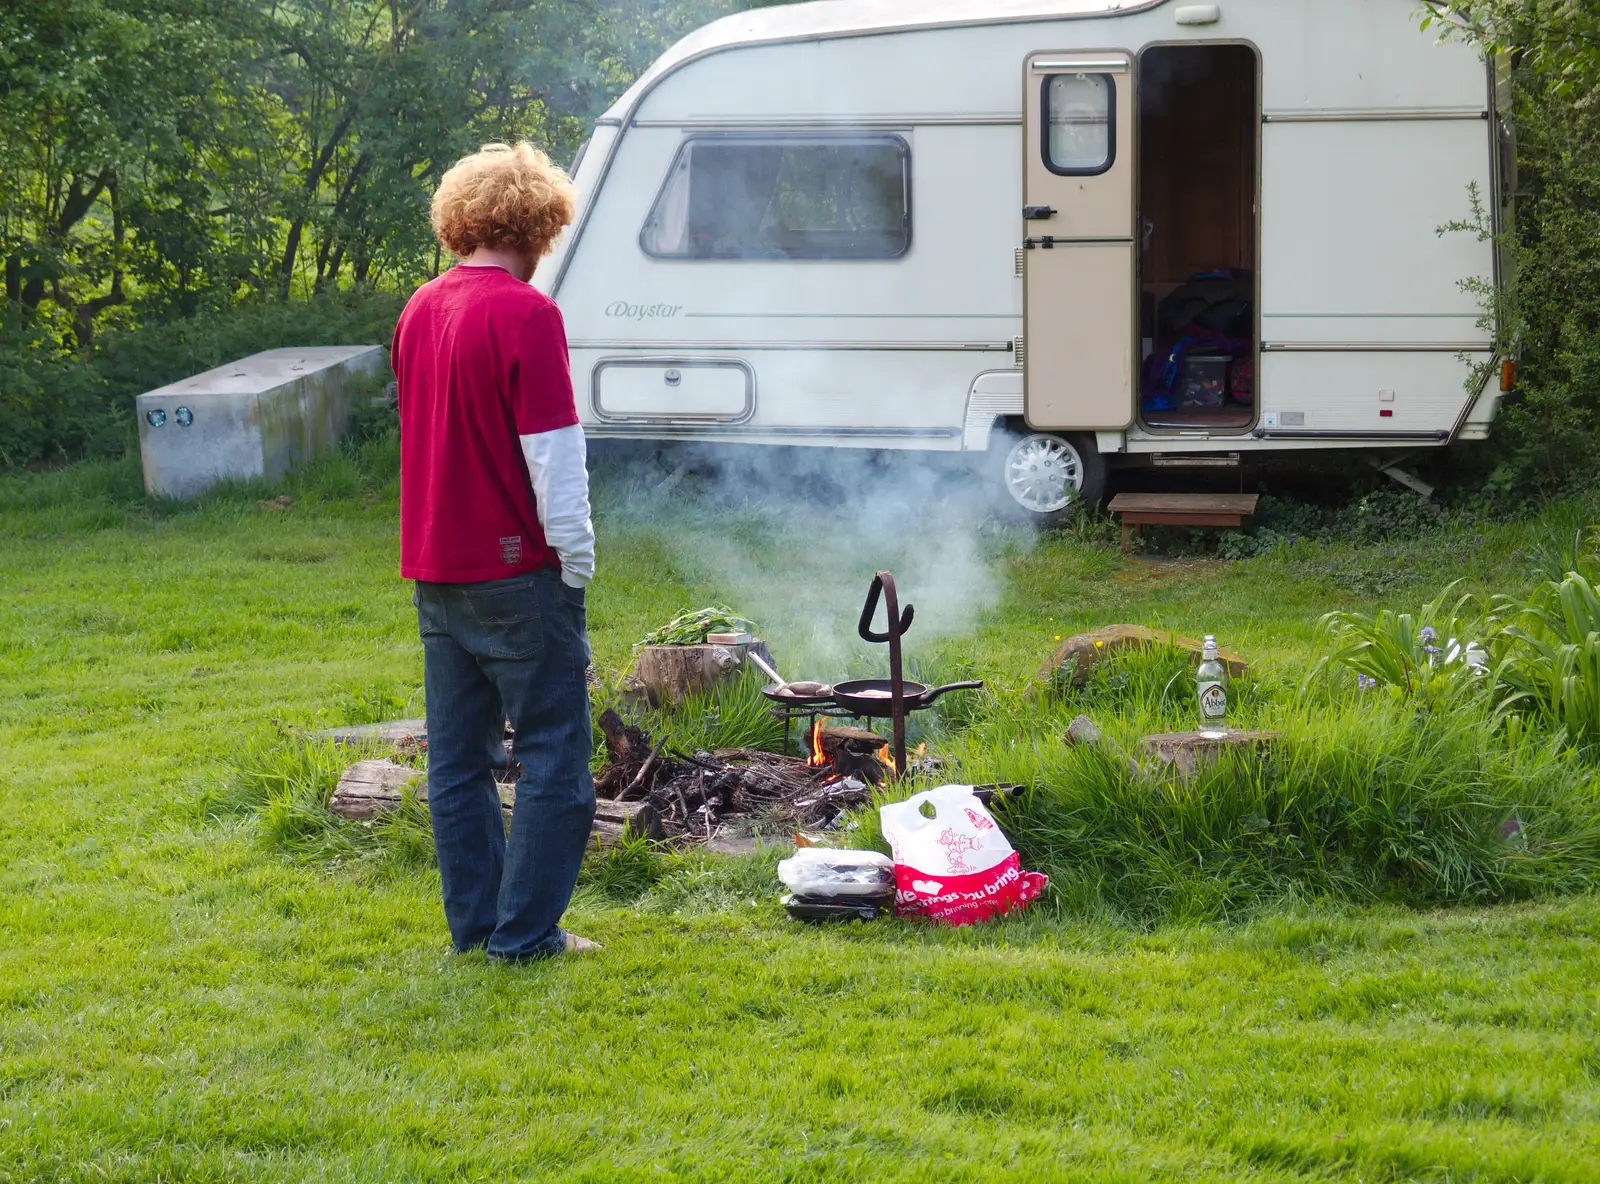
[858,571,915,643]
[857,571,912,778]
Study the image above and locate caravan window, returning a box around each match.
[1043,73,1114,175]
[640,135,911,260]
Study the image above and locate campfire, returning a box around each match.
[585,569,987,843]
[807,717,896,785]
[593,710,884,839]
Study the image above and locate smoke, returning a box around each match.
[599,440,1033,679]
[574,13,1055,678]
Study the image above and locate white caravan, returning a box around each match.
[535,0,1508,520]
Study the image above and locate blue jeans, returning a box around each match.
[414,569,595,960]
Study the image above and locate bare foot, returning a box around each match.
[563,932,603,955]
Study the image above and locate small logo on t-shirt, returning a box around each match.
[499,536,523,565]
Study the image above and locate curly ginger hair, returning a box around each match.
[430,142,576,259]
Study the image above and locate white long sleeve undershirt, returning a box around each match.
[519,424,596,588]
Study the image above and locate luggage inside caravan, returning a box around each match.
[1137,44,1258,432]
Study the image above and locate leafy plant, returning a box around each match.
[638,605,757,648]
[1491,569,1600,743]
[1303,583,1489,708]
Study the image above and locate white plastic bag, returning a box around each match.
[879,785,1047,925]
[777,847,894,898]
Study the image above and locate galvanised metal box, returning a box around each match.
[135,345,385,499]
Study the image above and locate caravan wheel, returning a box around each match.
[1000,432,1105,526]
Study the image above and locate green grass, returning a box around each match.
[4,446,1600,1180]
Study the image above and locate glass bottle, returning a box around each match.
[1197,635,1229,728]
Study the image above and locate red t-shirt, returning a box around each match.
[392,266,578,583]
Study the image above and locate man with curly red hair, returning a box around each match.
[391,142,599,960]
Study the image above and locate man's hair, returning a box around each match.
[431,142,576,259]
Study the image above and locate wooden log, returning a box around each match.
[330,759,660,843]
[818,725,887,753]
[809,725,891,784]
[597,708,653,766]
[594,798,664,841]
[632,641,775,707]
[329,758,425,820]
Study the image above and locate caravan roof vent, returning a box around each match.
[1175,4,1221,25]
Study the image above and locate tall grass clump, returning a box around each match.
[595,672,787,759]
[878,644,1600,924]
[209,732,434,867]
[997,702,1600,923]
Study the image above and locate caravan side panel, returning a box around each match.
[1261,120,1490,348]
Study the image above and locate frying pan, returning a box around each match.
[830,678,984,719]
[761,682,836,709]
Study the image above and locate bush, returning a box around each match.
[1217,489,1446,559]
[1417,3,1600,500]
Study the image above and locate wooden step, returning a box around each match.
[1106,492,1260,552]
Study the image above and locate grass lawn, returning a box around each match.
[2,446,1599,1181]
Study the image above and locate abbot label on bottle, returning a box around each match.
[1196,634,1229,723]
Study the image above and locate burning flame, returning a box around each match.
[876,741,925,778]
[808,717,827,767]
[808,719,920,781]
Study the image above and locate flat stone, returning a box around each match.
[321,719,428,747]
[705,835,793,858]
[1139,729,1279,776]
[1039,625,1249,685]
[1064,714,1105,747]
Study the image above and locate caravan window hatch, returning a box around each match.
[1042,73,1115,175]
[640,134,911,261]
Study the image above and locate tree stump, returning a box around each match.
[327,758,662,842]
[632,640,776,707]
[1139,729,1279,777]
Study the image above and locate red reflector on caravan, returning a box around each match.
[1380,409,1394,418]
[1501,358,1517,392]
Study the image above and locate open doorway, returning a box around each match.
[1137,44,1258,432]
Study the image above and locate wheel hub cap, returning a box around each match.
[1005,436,1083,514]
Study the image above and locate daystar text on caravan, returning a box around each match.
[605,301,684,320]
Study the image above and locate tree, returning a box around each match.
[1421,1,1600,492]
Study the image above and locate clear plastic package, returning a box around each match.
[777,847,894,898]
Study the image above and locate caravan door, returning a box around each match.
[1022,51,1136,430]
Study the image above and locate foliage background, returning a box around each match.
[1420,1,1600,500]
[5,1,1600,495]
[0,0,769,465]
